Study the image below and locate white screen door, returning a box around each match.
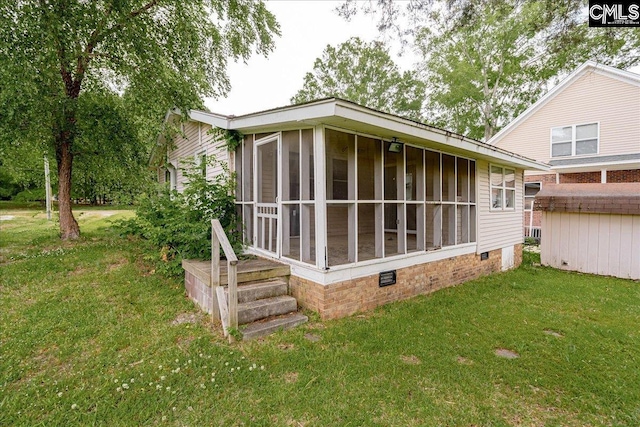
[255,137,279,255]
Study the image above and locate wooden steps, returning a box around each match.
[242,313,309,341]
[183,257,307,340]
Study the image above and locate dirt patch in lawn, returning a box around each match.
[304,333,321,342]
[107,258,129,272]
[400,355,421,365]
[457,356,474,365]
[171,312,202,326]
[277,343,295,351]
[495,348,520,359]
[283,372,299,384]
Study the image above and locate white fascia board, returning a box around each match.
[488,61,640,147]
[333,102,548,171]
[228,100,337,130]
[187,110,229,128]
[591,63,640,87]
[551,159,640,172]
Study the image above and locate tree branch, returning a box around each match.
[72,0,160,97]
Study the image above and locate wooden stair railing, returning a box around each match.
[210,219,238,342]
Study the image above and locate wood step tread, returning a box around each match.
[238,296,298,324]
[225,279,288,303]
[242,313,309,341]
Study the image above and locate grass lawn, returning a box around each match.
[1,210,639,426]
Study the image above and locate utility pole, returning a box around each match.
[44,156,52,221]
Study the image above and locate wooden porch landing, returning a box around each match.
[182,258,290,286]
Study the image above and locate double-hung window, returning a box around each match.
[490,165,515,210]
[551,123,598,157]
[195,150,207,176]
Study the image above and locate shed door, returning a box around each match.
[255,136,279,256]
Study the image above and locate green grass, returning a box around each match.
[1,212,639,426]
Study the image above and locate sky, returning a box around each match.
[204,0,413,116]
[205,0,640,117]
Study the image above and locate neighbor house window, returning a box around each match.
[551,123,598,157]
[491,165,515,210]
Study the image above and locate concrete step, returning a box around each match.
[242,313,309,341]
[226,279,288,304]
[238,296,298,325]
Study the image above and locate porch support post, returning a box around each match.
[282,135,290,255]
[397,147,406,254]
[374,143,383,258]
[314,126,328,270]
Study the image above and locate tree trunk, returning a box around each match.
[56,135,80,240]
[484,123,494,142]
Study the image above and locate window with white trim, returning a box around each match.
[164,165,177,191]
[490,165,515,210]
[551,123,598,157]
[195,150,207,176]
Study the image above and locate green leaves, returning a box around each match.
[339,1,640,141]
[0,0,279,236]
[291,37,426,121]
[121,158,240,277]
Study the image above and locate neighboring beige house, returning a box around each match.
[156,98,547,321]
[488,61,640,239]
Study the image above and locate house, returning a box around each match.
[488,61,640,239]
[158,98,547,321]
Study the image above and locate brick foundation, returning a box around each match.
[291,244,522,320]
[514,243,523,267]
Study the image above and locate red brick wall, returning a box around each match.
[525,170,640,184]
[524,210,543,230]
[291,244,522,320]
[559,172,601,183]
[525,174,556,184]
[607,169,640,183]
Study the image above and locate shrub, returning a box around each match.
[120,158,241,277]
[13,188,46,202]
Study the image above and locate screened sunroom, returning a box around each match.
[161,98,547,319]
[234,126,477,270]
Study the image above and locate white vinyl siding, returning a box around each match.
[477,159,524,254]
[494,71,640,163]
[166,121,228,192]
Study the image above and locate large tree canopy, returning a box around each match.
[291,37,426,121]
[0,0,279,238]
[339,0,640,140]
